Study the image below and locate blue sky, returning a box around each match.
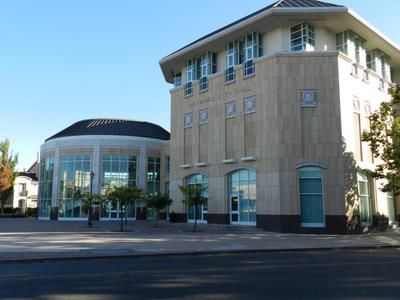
[0,0,399,171]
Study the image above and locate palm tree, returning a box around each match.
[179,185,207,232]
[145,193,172,227]
[0,139,18,215]
[106,186,142,231]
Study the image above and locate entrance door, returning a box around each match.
[229,169,256,225]
[230,196,239,224]
[101,201,135,220]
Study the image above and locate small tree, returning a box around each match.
[0,139,18,215]
[362,84,400,195]
[179,185,206,232]
[106,186,142,231]
[146,193,172,227]
[75,190,104,227]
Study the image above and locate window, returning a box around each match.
[185,58,199,96]
[58,155,91,218]
[244,32,262,77]
[229,169,256,224]
[386,192,396,222]
[19,183,27,193]
[225,40,243,82]
[336,31,365,65]
[367,49,390,80]
[165,156,170,176]
[199,52,216,92]
[184,82,193,97]
[366,51,375,72]
[357,172,372,224]
[353,106,363,161]
[381,56,391,81]
[101,155,137,194]
[173,73,182,87]
[336,32,348,54]
[101,154,137,219]
[185,174,208,223]
[290,23,315,52]
[355,38,365,65]
[147,157,160,195]
[186,58,198,82]
[38,157,54,218]
[299,167,324,227]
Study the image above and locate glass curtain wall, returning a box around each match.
[38,157,54,218]
[101,154,137,219]
[185,174,208,223]
[58,155,91,219]
[229,169,256,225]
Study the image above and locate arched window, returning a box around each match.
[228,169,256,225]
[184,174,208,223]
[298,167,325,227]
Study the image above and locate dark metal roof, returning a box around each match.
[275,0,342,8]
[163,0,344,59]
[18,172,38,181]
[45,119,170,142]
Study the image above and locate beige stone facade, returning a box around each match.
[160,1,400,233]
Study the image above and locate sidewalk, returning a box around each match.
[0,218,399,263]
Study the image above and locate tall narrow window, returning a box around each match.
[363,103,373,163]
[173,72,182,87]
[147,157,160,195]
[357,172,372,224]
[290,23,315,52]
[336,32,348,55]
[165,156,170,176]
[38,157,54,218]
[199,52,216,92]
[101,154,137,219]
[58,155,91,219]
[244,32,262,77]
[355,38,366,65]
[225,40,243,83]
[353,98,362,161]
[299,167,324,227]
[185,58,198,96]
[381,56,391,81]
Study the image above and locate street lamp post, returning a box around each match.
[88,171,95,227]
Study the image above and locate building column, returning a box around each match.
[137,144,147,190]
[51,148,60,208]
[92,145,101,194]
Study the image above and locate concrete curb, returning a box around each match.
[1,244,399,265]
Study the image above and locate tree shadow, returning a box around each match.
[341,138,361,234]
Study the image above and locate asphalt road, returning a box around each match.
[1,249,400,299]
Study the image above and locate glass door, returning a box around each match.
[229,170,256,225]
[231,196,239,224]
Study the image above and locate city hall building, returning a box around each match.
[159,0,400,233]
[38,119,170,220]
